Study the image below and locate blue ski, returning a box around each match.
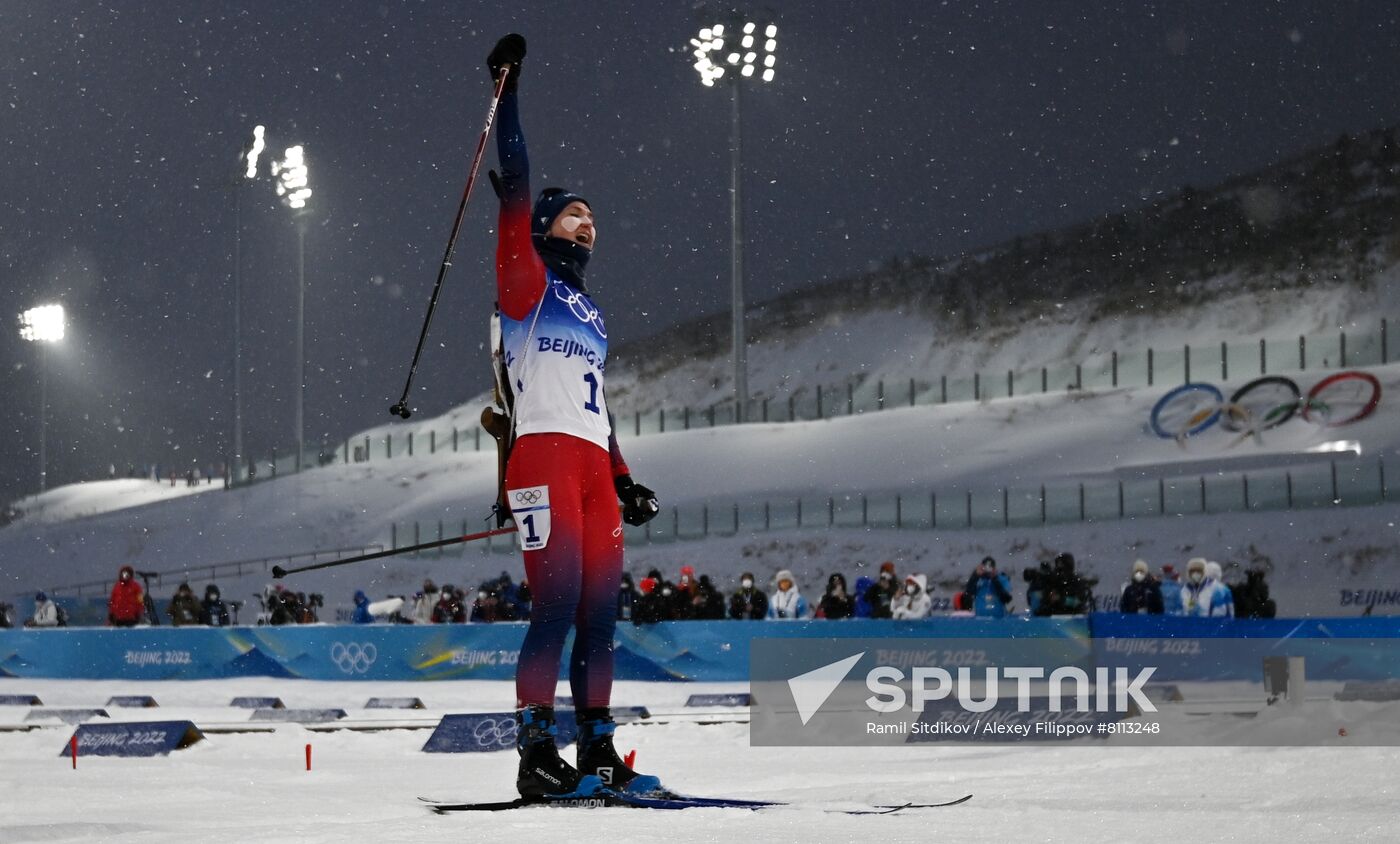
[420,792,971,814]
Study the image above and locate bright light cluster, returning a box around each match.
[243,125,266,179]
[690,21,777,86]
[272,145,312,210]
[19,304,65,343]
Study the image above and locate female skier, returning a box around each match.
[486,34,662,800]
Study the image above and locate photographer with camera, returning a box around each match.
[963,557,1013,618]
[1025,553,1095,616]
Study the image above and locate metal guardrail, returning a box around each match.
[226,318,1395,488]
[390,455,1395,553]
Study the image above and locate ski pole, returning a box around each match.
[271,526,518,578]
[389,66,512,420]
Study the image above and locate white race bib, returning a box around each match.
[508,485,552,551]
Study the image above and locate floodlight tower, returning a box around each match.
[272,144,313,470]
[232,124,267,481]
[19,304,66,492]
[689,15,777,422]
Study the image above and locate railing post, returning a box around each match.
[1075,364,1082,390]
[941,375,947,404]
[1118,480,1124,518]
[453,428,458,452]
[659,407,666,433]
[764,501,771,531]
[1199,476,1206,513]
[635,411,641,437]
[1243,474,1250,510]
[1111,352,1118,387]
[1158,477,1165,515]
[1221,341,1228,381]
[1184,344,1191,383]
[877,379,885,410]
[1002,487,1009,527]
[407,432,413,457]
[1331,461,1339,503]
[1007,369,1014,397]
[1259,338,1266,375]
[816,386,824,418]
[1340,331,1347,367]
[1041,367,1048,393]
[1078,483,1085,521]
[1040,485,1046,524]
[974,372,980,401]
[931,492,937,529]
[847,382,854,415]
[895,494,902,529]
[430,430,435,454]
[1147,348,1154,386]
[1299,335,1306,370]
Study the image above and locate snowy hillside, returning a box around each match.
[3,360,1399,618]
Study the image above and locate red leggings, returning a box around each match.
[506,433,623,709]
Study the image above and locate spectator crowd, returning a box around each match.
[6,555,1275,629]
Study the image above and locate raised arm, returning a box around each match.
[487,35,546,320]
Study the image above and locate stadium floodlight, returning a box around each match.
[19,304,65,343]
[272,145,312,211]
[271,144,312,469]
[691,16,776,89]
[19,304,65,492]
[686,12,779,422]
[244,125,266,179]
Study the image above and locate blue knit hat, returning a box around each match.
[531,188,590,239]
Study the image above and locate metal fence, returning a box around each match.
[218,317,1393,485]
[386,453,1395,556]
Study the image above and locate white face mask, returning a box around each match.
[741,579,753,589]
[1189,571,1204,584]
[905,584,918,596]
[1133,571,1147,583]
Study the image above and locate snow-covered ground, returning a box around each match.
[0,676,1395,843]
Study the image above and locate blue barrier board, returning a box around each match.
[422,711,579,753]
[62,721,203,757]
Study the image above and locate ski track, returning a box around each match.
[0,678,1395,843]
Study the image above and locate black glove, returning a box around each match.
[615,474,660,527]
[487,33,526,91]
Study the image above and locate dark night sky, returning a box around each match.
[1,1,1398,504]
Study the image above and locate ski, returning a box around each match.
[420,792,971,814]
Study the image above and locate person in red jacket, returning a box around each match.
[107,565,145,627]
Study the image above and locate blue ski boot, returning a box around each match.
[576,709,663,795]
[516,706,604,800]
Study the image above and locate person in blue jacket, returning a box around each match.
[852,575,877,618]
[963,557,1013,618]
[351,590,373,624]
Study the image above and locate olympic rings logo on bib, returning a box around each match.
[553,282,607,340]
[506,485,552,551]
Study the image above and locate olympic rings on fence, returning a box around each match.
[329,642,378,674]
[1149,371,1382,441]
